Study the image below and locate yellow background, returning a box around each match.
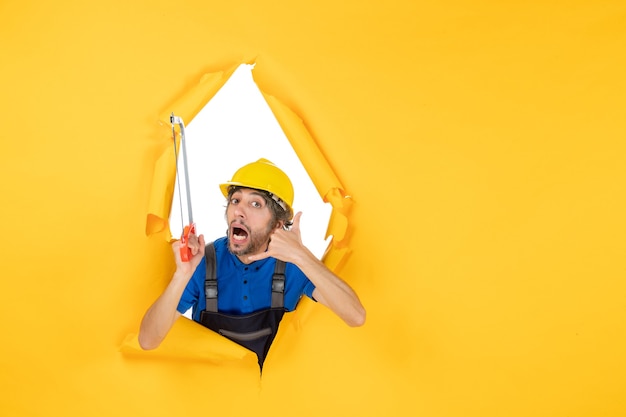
[1,1,625,416]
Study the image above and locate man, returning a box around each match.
[139,158,365,369]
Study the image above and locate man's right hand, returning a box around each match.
[173,233,206,276]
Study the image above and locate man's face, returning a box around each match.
[226,188,279,259]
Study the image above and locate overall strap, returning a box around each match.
[271,260,286,308]
[204,241,286,311]
[204,243,218,312]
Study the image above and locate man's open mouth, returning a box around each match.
[231,224,250,242]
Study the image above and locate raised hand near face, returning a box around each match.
[247,212,308,264]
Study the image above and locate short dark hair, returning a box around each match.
[226,186,293,229]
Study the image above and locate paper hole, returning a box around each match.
[169,64,332,262]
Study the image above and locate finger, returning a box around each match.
[187,234,201,255]
[197,234,206,256]
[247,251,271,262]
[291,211,303,232]
[171,241,183,263]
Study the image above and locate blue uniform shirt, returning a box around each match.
[177,237,316,321]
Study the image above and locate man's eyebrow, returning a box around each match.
[249,191,267,199]
[231,188,267,201]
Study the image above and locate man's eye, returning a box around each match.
[230,198,240,204]
[251,201,262,208]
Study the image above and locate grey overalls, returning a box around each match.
[198,243,286,370]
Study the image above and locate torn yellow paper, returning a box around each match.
[120,317,255,364]
[147,66,240,238]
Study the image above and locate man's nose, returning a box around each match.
[232,204,246,218]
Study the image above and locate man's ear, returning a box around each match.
[275,220,285,230]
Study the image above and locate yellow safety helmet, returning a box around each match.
[219,158,294,211]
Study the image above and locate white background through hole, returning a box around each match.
[169,65,333,298]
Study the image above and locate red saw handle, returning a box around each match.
[179,223,197,262]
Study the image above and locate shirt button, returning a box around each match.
[243,280,248,284]
[243,296,248,300]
